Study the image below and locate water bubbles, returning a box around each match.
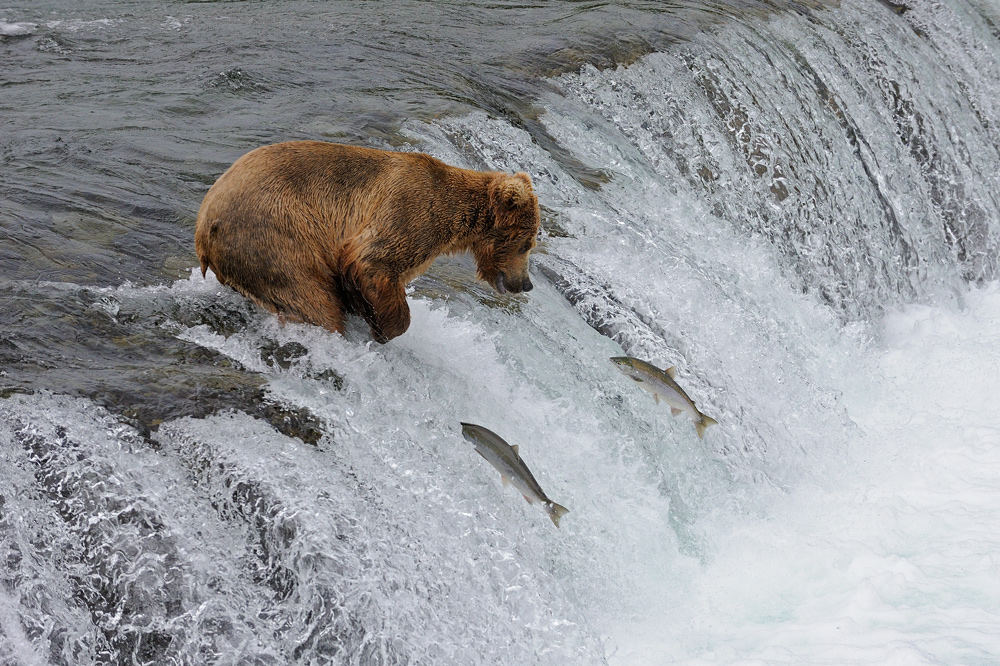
[208,67,270,94]
[96,295,121,318]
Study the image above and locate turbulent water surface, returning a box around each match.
[3,0,1000,664]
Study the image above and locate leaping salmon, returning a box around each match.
[611,356,718,439]
[460,422,569,528]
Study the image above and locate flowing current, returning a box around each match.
[3,0,1000,664]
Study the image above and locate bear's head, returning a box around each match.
[473,172,540,295]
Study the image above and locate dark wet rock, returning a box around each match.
[0,281,329,446]
[259,340,309,370]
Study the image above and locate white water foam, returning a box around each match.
[43,18,121,32]
[0,21,35,36]
[614,282,1000,665]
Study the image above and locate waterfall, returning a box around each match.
[2,0,999,663]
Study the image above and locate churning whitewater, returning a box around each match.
[2,0,1000,664]
[614,283,1000,665]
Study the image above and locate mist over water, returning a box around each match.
[3,0,1000,664]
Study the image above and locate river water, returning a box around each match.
[2,0,1000,664]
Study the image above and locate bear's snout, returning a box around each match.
[496,273,532,294]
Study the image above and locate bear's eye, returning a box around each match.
[519,240,533,254]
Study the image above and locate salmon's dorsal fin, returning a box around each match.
[665,366,677,379]
[671,407,683,416]
[511,444,519,455]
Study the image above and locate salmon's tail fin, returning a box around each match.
[546,502,570,528]
[696,414,719,439]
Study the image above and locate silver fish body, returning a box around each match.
[460,423,569,528]
[610,356,718,439]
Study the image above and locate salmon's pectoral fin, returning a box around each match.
[502,475,511,488]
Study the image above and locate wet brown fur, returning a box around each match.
[194,141,540,342]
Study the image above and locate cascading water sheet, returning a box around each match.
[2,0,1000,664]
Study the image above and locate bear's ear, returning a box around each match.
[494,172,533,210]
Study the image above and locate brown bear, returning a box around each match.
[194,141,540,342]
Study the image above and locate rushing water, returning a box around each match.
[3,0,1000,664]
